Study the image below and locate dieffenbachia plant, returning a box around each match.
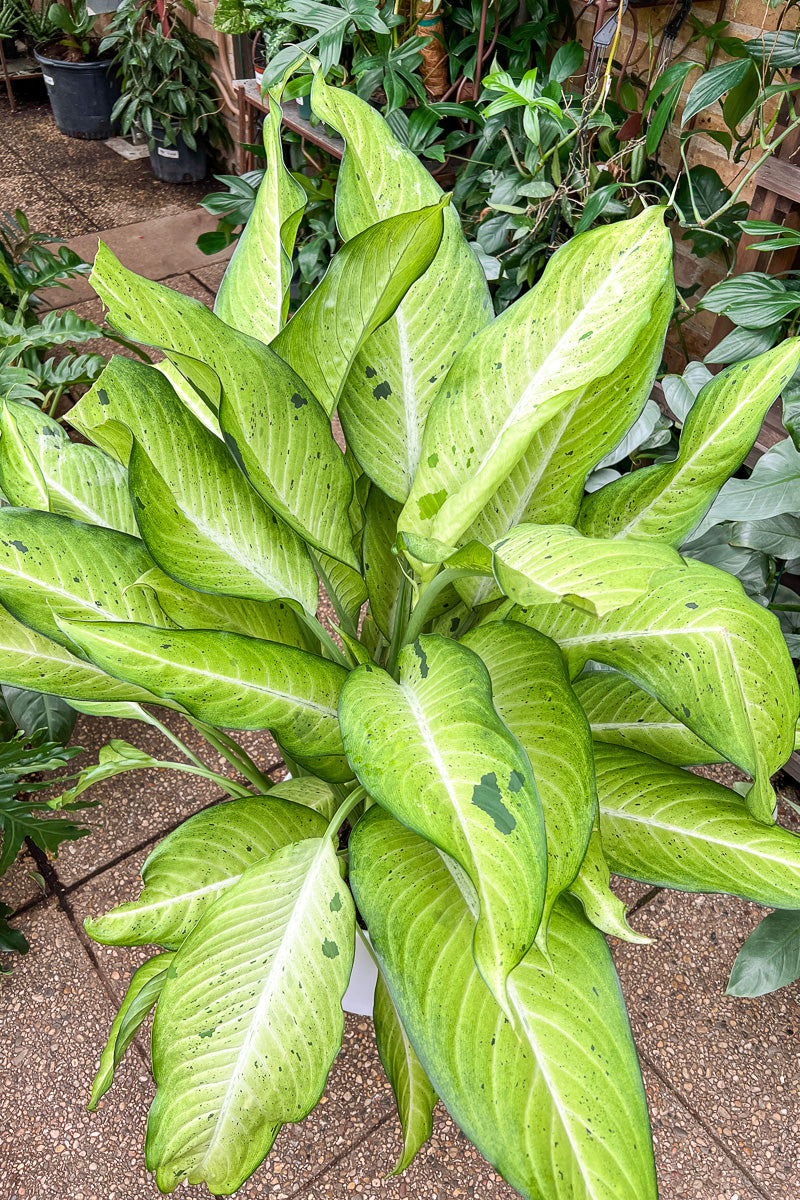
[2,75,800,1199]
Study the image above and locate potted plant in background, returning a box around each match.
[33,0,120,138]
[100,0,230,182]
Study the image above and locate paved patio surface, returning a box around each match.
[1,79,800,1200]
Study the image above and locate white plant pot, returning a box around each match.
[342,933,377,1016]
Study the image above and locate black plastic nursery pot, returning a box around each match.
[33,51,120,140]
[149,125,207,184]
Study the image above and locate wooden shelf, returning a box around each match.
[234,79,343,172]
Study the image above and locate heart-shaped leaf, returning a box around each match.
[146,837,354,1195]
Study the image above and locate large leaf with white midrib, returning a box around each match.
[462,622,595,942]
[89,244,357,570]
[70,358,317,612]
[310,76,493,504]
[595,744,800,906]
[214,91,305,342]
[491,524,683,617]
[350,810,656,1200]
[0,508,165,648]
[86,796,328,947]
[57,620,352,781]
[579,339,800,544]
[511,558,797,823]
[455,283,673,608]
[0,400,137,535]
[399,208,673,551]
[573,671,722,765]
[339,633,546,1014]
[146,837,354,1195]
[271,202,446,417]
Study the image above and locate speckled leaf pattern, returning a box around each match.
[89,244,357,570]
[350,809,656,1200]
[454,284,673,609]
[0,508,165,648]
[86,797,327,948]
[310,76,493,503]
[373,969,437,1174]
[579,339,800,544]
[89,952,173,1110]
[266,776,340,820]
[338,633,546,1013]
[271,203,446,416]
[362,487,405,639]
[491,524,682,617]
[70,358,318,612]
[595,744,800,906]
[572,671,722,765]
[0,601,164,708]
[461,622,595,943]
[567,823,651,944]
[0,400,137,535]
[510,558,797,823]
[131,566,310,648]
[312,551,367,632]
[214,92,305,342]
[146,837,354,1195]
[399,208,673,550]
[55,620,352,781]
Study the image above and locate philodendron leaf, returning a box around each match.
[455,280,674,609]
[373,968,437,1175]
[491,524,682,617]
[89,952,173,1111]
[130,567,310,648]
[89,244,357,570]
[310,75,492,504]
[595,744,800,905]
[86,797,327,948]
[70,358,318,613]
[214,89,306,342]
[573,671,722,765]
[727,909,800,997]
[272,201,447,417]
[512,558,798,823]
[578,339,800,544]
[1,685,76,743]
[0,400,137,535]
[568,823,652,944]
[339,633,546,1014]
[146,837,355,1195]
[400,208,673,551]
[0,601,167,709]
[350,809,656,1200]
[461,622,595,942]
[0,508,166,649]
[56,621,352,782]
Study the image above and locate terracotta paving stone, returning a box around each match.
[612,888,800,1198]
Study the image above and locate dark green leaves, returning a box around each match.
[727,910,800,997]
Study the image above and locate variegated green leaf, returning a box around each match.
[214,91,306,342]
[146,837,354,1195]
[56,619,352,781]
[461,622,595,941]
[568,823,651,944]
[595,744,800,906]
[310,75,493,503]
[373,968,437,1174]
[0,400,137,534]
[70,357,318,612]
[579,339,800,544]
[271,202,447,417]
[511,558,797,822]
[89,244,357,569]
[89,952,173,1110]
[312,551,367,635]
[350,809,656,1200]
[362,486,405,640]
[338,633,546,1013]
[399,208,673,550]
[573,671,722,765]
[266,776,340,820]
[491,524,682,617]
[155,359,221,436]
[86,796,327,948]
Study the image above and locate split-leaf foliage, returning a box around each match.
[3,77,800,1198]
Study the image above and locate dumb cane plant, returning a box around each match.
[3,75,800,1197]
